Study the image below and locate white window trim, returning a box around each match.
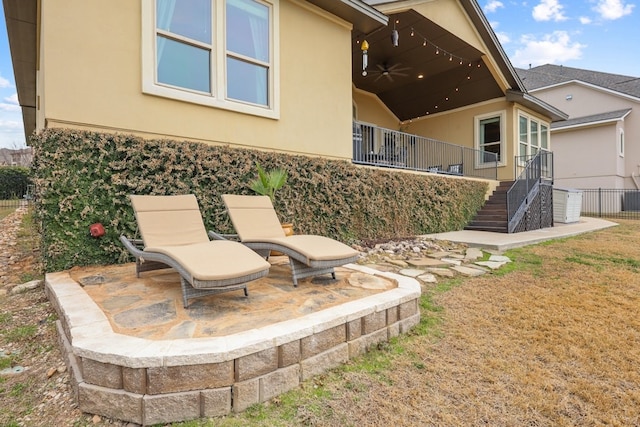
[517,110,551,159]
[619,129,625,157]
[474,110,506,167]
[141,0,280,119]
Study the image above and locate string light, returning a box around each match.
[354,21,485,121]
[355,22,476,67]
[402,60,484,121]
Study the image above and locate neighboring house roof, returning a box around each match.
[516,64,640,99]
[551,108,632,130]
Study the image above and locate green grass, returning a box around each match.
[3,325,38,342]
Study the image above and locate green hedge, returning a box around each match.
[30,128,488,271]
[0,166,30,199]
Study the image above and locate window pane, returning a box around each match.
[227,56,268,105]
[157,0,211,43]
[519,116,528,143]
[227,0,269,62]
[480,118,500,144]
[157,36,211,93]
[479,116,501,163]
[531,121,539,147]
[541,125,548,149]
[520,142,527,157]
[483,143,500,162]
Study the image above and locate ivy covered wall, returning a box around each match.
[30,128,488,271]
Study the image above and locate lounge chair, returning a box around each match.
[120,194,270,308]
[214,194,360,286]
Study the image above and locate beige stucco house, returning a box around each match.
[4,0,565,183]
[517,64,640,190]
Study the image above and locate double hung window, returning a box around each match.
[143,0,279,118]
[475,111,505,165]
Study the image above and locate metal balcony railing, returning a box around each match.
[352,121,498,180]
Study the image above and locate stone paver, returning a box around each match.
[356,237,513,285]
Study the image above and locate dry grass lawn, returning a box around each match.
[237,220,640,427]
[1,216,639,426]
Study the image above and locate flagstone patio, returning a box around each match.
[45,256,420,425]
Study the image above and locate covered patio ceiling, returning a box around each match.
[352,10,505,122]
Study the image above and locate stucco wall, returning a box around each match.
[401,99,516,181]
[532,82,640,189]
[38,0,354,159]
[352,89,399,129]
[552,124,620,188]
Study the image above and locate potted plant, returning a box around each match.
[248,162,294,237]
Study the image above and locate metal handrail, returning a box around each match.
[352,121,498,180]
[507,151,554,232]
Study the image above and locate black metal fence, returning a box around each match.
[0,179,34,217]
[352,121,498,180]
[579,188,640,220]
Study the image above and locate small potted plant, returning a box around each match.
[249,162,293,237]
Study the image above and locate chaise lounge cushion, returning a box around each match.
[251,235,358,263]
[130,194,270,282]
[221,194,359,262]
[145,240,270,282]
[132,194,211,247]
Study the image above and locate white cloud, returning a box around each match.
[0,75,11,89]
[484,0,505,13]
[0,103,21,112]
[4,93,19,105]
[511,30,586,68]
[532,0,568,21]
[579,16,592,24]
[496,31,512,44]
[0,118,26,148]
[0,119,23,130]
[594,0,635,19]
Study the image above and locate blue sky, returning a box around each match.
[0,0,638,149]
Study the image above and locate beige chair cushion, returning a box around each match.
[261,235,359,261]
[131,194,210,247]
[145,240,270,281]
[222,194,359,262]
[222,194,286,241]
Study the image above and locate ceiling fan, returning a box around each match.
[369,62,411,82]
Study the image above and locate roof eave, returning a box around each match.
[460,0,525,92]
[3,0,38,141]
[307,0,388,33]
[506,90,569,122]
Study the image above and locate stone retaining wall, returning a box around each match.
[46,265,420,425]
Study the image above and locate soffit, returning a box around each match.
[2,0,37,139]
[352,9,504,122]
[306,0,388,33]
